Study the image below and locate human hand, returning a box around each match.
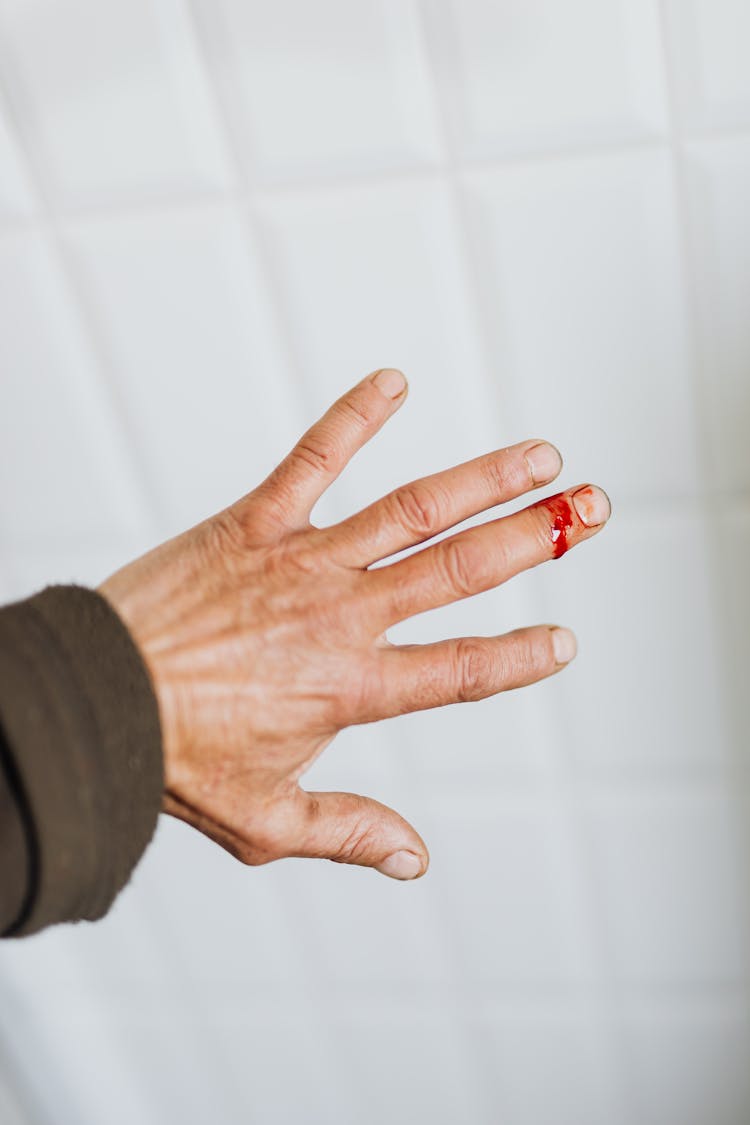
[98,369,610,881]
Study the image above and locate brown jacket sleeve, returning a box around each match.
[0,585,163,937]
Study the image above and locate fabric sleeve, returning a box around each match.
[0,584,163,937]
[0,727,33,934]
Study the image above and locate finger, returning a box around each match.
[289,790,428,880]
[326,439,563,567]
[371,484,611,627]
[253,368,408,529]
[374,625,577,719]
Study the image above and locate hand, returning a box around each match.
[98,369,610,881]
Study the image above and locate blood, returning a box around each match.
[545,496,574,559]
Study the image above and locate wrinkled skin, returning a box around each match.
[99,369,610,881]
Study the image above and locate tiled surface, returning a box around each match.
[685,136,750,493]
[462,150,698,502]
[423,0,669,156]
[477,1004,625,1125]
[63,204,300,532]
[626,999,750,1125]
[535,508,728,776]
[191,0,442,183]
[0,102,31,218]
[664,0,750,131]
[0,3,749,1123]
[587,787,750,983]
[0,230,145,546]
[0,0,233,207]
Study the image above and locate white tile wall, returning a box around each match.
[0,0,233,207]
[0,230,145,546]
[208,1002,351,1125]
[685,136,750,493]
[477,1003,625,1125]
[63,204,300,533]
[423,0,669,157]
[0,3,749,1124]
[254,178,500,521]
[626,999,750,1125]
[433,793,600,985]
[191,0,442,184]
[461,150,698,502]
[664,0,750,131]
[587,787,750,984]
[535,508,728,776]
[0,1058,28,1125]
[325,999,488,1125]
[0,102,31,219]
[716,508,750,761]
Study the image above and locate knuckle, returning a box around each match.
[391,483,444,540]
[346,655,387,723]
[279,532,326,577]
[454,638,496,703]
[324,661,376,728]
[438,538,477,598]
[293,432,337,476]
[481,453,516,497]
[337,392,373,430]
[334,814,378,864]
[508,634,543,682]
[203,507,250,563]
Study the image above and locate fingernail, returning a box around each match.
[372,368,407,399]
[525,442,563,486]
[376,850,423,880]
[572,485,611,527]
[551,627,577,665]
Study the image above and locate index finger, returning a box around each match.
[251,368,408,531]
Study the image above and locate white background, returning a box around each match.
[0,2,749,1122]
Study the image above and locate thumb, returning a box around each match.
[292,790,429,881]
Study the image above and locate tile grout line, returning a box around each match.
[181,0,321,432]
[0,9,306,1120]
[0,21,241,1116]
[175,4,365,1116]
[403,4,527,1119]
[2,117,750,240]
[413,2,527,441]
[0,137,666,236]
[656,0,750,1034]
[407,3,629,1121]
[414,3,652,1122]
[0,28,164,545]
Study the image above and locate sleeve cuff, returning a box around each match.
[0,584,163,936]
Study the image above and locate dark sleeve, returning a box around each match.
[0,584,163,938]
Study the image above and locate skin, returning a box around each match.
[98,368,611,882]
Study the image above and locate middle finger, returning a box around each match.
[324,440,563,568]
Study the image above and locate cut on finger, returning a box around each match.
[370,484,611,628]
